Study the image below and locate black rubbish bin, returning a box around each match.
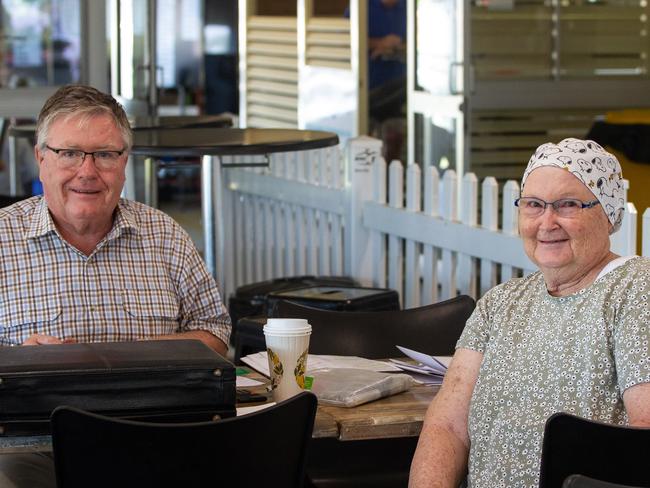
[228,276,359,334]
[234,285,400,364]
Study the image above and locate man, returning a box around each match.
[0,85,230,487]
[0,84,230,353]
[361,0,407,161]
[345,0,407,121]
[367,0,406,94]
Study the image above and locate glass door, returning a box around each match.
[407,0,469,178]
[109,0,203,117]
[0,0,82,88]
[109,0,156,116]
[0,0,86,196]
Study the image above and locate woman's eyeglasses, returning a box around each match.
[514,197,600,218]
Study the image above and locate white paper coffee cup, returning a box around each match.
[263,318,312,402]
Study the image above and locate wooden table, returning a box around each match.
[306,378,438,487]
[0,375,438,453]
[242,364,438,442]
[313,383,438,441]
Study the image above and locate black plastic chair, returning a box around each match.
[51,392,317,488]
[271,295,475,488]
[0,195,25,208]
[272,294,475,359]
[563,475,646,488]
[539,412,650,488]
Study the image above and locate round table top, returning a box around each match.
[130,114,233,130]
[129,128,339,157]
[8,115,233,138]
[9,125,339,157]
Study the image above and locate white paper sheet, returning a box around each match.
[236,375,264,388]
[241,351,402,377]
[389,358,445,377]
[395,346,452,375]
[236,402,276,416]
[406,371,445,385]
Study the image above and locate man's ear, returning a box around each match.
[34,145,44,167]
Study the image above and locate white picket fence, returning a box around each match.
[217,137,646,307]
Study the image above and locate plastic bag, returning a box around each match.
[308,368,414,407]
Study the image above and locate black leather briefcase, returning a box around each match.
[0,340,235,436]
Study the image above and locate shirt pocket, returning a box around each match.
[121,288,180,321]
[0,295,62,336]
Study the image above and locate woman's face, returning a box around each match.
[519,167,612,276]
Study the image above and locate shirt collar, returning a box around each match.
[26,197,140,241]
[26,197,55,239]
[108,199,140,240]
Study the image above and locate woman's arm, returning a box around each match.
[409,348,483,488]
[623,382,650,427]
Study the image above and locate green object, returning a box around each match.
[304,376,314,391]
[236,367,249,376]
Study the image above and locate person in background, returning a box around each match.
[409,138,650,488]
[346,0,406,162]
[367,0,406,95]
[0,85,231,488]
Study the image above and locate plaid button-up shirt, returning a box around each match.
[0,197,230,347]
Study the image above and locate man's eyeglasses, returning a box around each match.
[514,197,601,218]
[45,145,126,171]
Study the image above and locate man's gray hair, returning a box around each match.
[36,85,132,150]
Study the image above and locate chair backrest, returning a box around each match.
[563,474,646,488]
[0,195,25,208]
[539,412,650,488]
[51,391,317,488]
[272,295,475,358]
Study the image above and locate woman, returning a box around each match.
[409,138,650,488]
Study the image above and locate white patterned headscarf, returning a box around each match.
[521,138,624,234]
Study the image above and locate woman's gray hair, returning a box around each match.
[36,85,132,150]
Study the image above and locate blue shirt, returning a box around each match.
[368,0,407,89]
[346,0,407,90]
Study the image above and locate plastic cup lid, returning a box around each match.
[263,318,312,335]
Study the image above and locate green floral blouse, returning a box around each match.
[457,256,650,488]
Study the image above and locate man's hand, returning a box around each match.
[21,334,76,346]
[21,334,65,346]
[149,331,228,356]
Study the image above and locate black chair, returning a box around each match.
[51,391,317,488]
[273,294,475,359]
[539,412,650,488]
[0,195,25,207]
[271,295,475,488]
[563,475,646,488]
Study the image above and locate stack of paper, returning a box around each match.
[390,346,452,385]
[241,351,402,377]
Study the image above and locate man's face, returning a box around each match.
[519,166,611,275]
[381,0,400,7]
[35,113,127,231]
